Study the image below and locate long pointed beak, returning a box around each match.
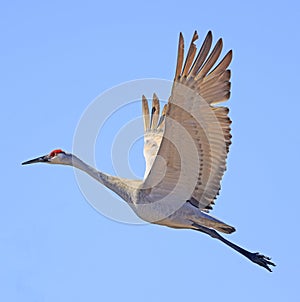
[22,155,49,165]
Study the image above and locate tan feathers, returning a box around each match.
[142,31,233,212]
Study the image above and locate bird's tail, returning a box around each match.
[212,222,236,234]
[193,211,236,234]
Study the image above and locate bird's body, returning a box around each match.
[68,152,233,233]
[22,31,275,271]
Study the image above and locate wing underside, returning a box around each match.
[141,31,232,218]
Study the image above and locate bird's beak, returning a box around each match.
[22,155,49,165]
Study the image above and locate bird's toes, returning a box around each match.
[250,252,276,272]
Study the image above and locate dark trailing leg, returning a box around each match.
[193,223,275,272]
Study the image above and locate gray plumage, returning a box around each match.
[22,31,275,272]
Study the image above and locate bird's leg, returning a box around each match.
[192,223,275,272]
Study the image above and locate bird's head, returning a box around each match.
[22,149,73,166]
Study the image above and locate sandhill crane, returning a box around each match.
[22,31,275,272]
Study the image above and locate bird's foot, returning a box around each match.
[248,252,276,272]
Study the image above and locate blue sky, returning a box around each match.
[1,0,300,301]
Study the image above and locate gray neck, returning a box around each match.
[70,155,139,203]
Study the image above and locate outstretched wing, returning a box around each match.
[141,31,232,214]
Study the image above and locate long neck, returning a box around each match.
[71,155,136,203]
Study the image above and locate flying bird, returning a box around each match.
[22,31,275,271]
